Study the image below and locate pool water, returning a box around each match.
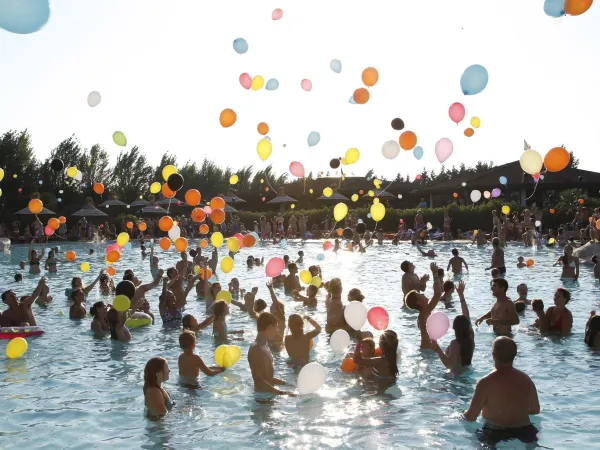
[1,241,599,449]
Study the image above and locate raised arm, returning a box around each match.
[22,278,45,306]
[426,263,442,312]
[456,281,470,320]
[84,269,104,296]
[138,270,164,295]
[304,316,322,340]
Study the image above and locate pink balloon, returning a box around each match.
[448,102,466,124]
[426,311,450,341]
[272,8,283,20]
[301,79,312,91]
[265,257,285,277]
[435,138,454,163]
[235,233,244,248]
[204,206,212,214]
[239,73,252,90]
[491,188,502,198]
[105,243,120,254]
[367,306,389,330]
[323,241,333,251]
[289,161,305,178]
[44,225,54,236]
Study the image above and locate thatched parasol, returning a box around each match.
[137,204,169,215]
[71,199,108,217]
[224,204,239,214]
[318,191,349,201]
[129,198,150,208]
[220,194,247,204]
[98,199,127,208]
[15,206,56,215]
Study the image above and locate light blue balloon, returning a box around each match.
[499,176,507,185]
[307,131,320,147]
[266,78,279,90]
[0,0,50,34]
[330,59,342,73]
[460,64,489,96]
[58,198,62,202]
[124,242,133,251]
[540,174,545,180]
[413,146,424,160]
[316,253,325,261]
[349,96,356,104]
[233,38,248,54]
[544,0,565,17]
[264,136,271,141]
[280,239,287,249]
[251,232,260,241]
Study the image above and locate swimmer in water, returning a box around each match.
[353,330,399,380]
[447,248,468,274]
[515,284,530,305]
[517,256,527,268]
[294,284,318,307]
[404,263,442,349]
[144,357,175,416]
[485,238,505,275]
[182,313,214,332]
[178,330,225,378]
[416,245,436,258]
[401,260,430,297]
[475,278,519,334]
[284,314,322,365]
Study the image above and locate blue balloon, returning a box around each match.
[413,146,424,160]
[251,232,260,241]
[316,253,325,261]
[349,96,356,104]
[540,174,545,180]
[265,78,279,90]
[124,242,133,251]
[264,136,271,141]
[499,176,507,185]
[280,239,287,249]
[232,38,248,54]
[460,64,489,96]
[544,0,565,17]
[0,0,50,34]
[367,213,372,219]
[307,131,320,147]
[330,59,342,73]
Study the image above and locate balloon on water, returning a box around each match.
[87,91,101,107]
[460,64,489,96]
[344,301,368,330]
[367,306,389,330]
[6,337,28,359]
[214,345,241,368]
[280,239,288,249]
[435,138,454,163]
[330,329,350,353]
[0,0,50,34]
[265,78,279,90]
[233,38,248,54]
[330,59,342,73]
[316,253,325,261]
[382,140,400,160]
[413,146,424,160]
[426,312,450,341]
[307,131,320,147]
[298,362,326,395]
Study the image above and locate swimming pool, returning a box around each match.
[1,240,598,449]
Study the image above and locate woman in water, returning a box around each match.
[212,300,243,340]
[98,273,116,296]
[353,330,399,380]
[149,241,160,279]
[325,278,346,333]
[584,312,600,348]
[107,308,132,341]
[69,289,87,319]
[284,314,321,365]
[159,277,183,328]
[28,239,46,275]
[67,269,104,299]
[545,288,573,335]
[144,357,174,416]
[44,250,58,274]
[553,245,579,280]
[90,301,109,335]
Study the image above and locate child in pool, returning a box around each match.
[348,288,365,303]
[45,250,58,273]
[353,330,399,380]
[284,314,322,365]
[99,273,116,296]
[140,299,156,324]
[354,336,377,377]
[440,280,455,305]
[284,263,301,294]
[231,287,261,319]
[14,274,22,282]
[267,281,286,350]
[182,313,214,332]
[404,263,442,349]
[178,330,225,377]
[516,283,531,305]
[144,357,175,416]
[90,301,109,335]
[296,251,304,264]
[107,307,132,341]
[212,301,243,340]
[517,257,527,268]
[35,282,53,306]
[228,278,240,299]
[532,299,548,331]
[294,284,318,307]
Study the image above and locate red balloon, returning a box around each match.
[265,257,285,277]
[367,306,390,330]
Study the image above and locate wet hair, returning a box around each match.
[257,311,278,331]
[348,288,365,302]
[585,316,600,347]
[400,261,410,273]
[179,330,196,349]
[492,278,509,293]
[100,273,109,283]
[453,315,474,366]
[404,290,420,311]
[452,248,458,256]
[143,357,167,394]
[379,330,399,377]
[123,272,135,282]
[593,255,598,264]
[283,255,290,263]
[517,283,528,293]
[287,263,298,273]
[437,268,444,278]
[166,267,177,278]
[287,314,304,337]
[517,256,524,262]
[515,301,526,313]
[556,288,571,304]
[493,336,517,364]
[106,308,120,340]
[361,337,376,356]
[328,278,342,296]
[491,268,500,278]
[532,299,544,312]
[308,265,319,276]
[492,237,500,247]
[14,274,22,282]
[182,314,194,330]
[71,277,82,288]
[443,280,455,293]
[90,301,105,317]
[254,299,267,313]
[213,301,227,319]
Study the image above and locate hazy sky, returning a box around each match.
[1,0,599,179]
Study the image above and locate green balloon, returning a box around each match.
[112,131,127,147]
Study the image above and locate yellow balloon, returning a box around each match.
[333,202,348,222]
[368,190,374,197]
[66,166,78,178]
[194,265,201,274]
[0,168,4,181]
[215,290,232,304]
[211,232,224,248]
[214,344,241,368]
[257,139,272,161]
[470,116,481,129]
[548,238,555,245]
[116,232,130,247]
[345,148,360,164]
[6,337,28,359]
[0,188,2,197]
[150,182,161,194]
[351,194,358,202]
[162,165,177,182]
[230,174,239,185]
[502,205,510,215]
[112,131,127,147]
[323,187,333,198]
[80,262,90,273]
[251,75,265,91]
[113,295,131,312]
[370,203,385,222]
[226,238,240,253]
[310,276,322,288]
[374,179,381,189]
[214,345,228,366]
[373,198,380,204]
[520,150,543,175]
[300,270,312,284]
[221,256,234,273]
[341,158,348,165]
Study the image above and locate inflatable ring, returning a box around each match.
[125,312,152,328]
[0,326,45,339]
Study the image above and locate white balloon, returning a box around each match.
[483,191,491,199]
[344,301,367,330]
[74,171,83,182]
[168,225,181,240]
[330,329,350,353]
[535,220,541,227]
[297,362,326,395]
[470,190,482,203]
[426,222,433,230]
[87,91,101,107]
[382,140,401,160]
[519,150,543,175]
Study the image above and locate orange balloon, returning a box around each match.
[106,250,121,263]
[257,122,269,135]
[353,88,370,104]
[544,147,570,172]
[211,208,225,225]
[159,216,174,232]
[596,219,600,229]
[200,238,208,248]
[138,222,147,232]
[526,259,534,267]
[174,237,188,252]
[399,131,417,150]
[58,216,67,224]
[361,67,379,87]
[565,0,593,15]
[464,128,474,137]
[93,183,104,195]
[243,234,256,248]
[185,189,201,206]
[162,183,176,199]
[199,267,212,280]
[453,193,459,198]
[340,358,357,373]
[374,347,383,357]
[579,198,585,205]
[106,266,116,276]
[550,209,555,214]
[219,108,237,128]
[65,250,76,262]
[191,208,206,223]
[211,197,225,209]
[336,228,343,237]
[47,218,60,230]
[199,224,210,235]
[159,237,171,250]
[126,221,133,230]
[28,199,43,214]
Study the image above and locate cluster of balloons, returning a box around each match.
[352,67,379,104]
[43,215,66,237]
[239,74,279,91]
[544,0,593,17]
[520,146,570,176]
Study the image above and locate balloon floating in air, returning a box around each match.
[265,78,279,90]
[307,131,320,147]
[460,64,489,96]
[544,0,566,17]
[87,91,101,107]
[330,158,341,169]
[51,158,64,172]
[301,79,312,91]
[391,118,405,131]
[0,0,50,34]
[413,146,424,160]
[167,173,184,192]
[382,140,400,160]
[272,8,283,20]
[499,176,507,185]
[491,188,502,198]
[233,38,248,54]
[435,138,454,163]
[330,59,342,73]
[449,102,466,124]
[289,162,305,178]
[112,131,127,147]
[239,73,251,89]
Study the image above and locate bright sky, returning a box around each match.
[1,0,599,180]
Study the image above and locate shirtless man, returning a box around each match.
[166,268,198,308]
[1,278,45,326]
[123,269,163,310]
[475,278,519,334]
[248,312,296,396]
[416,245,436,258]
[447,248,469,274]
[464,337,539,446]
[401,260,429,297]
[486,237,505,275]
[414,210,424,232]
[471,230,487,246]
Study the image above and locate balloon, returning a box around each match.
[460,64,489,96]
[300,79,312,91]
[491,188,502,198]
[289,161,305,178]
[413,146,424,160]
[80,262,90,273]
[211,232,224,248]
[44,225,54,236]
[198,224,209,235]
[499,176,508,185]
[233,37,248,54]
[66,166,78,178]
[323,187,333,197]
[174,237,188,252]
[51,158,64,171]
[426,312,450,341]
[470,116,481,128]
[341,358,357,373]
[544,147,570,172]
[48,217,59,230]
[159,237,171,250]
[300,270,312,284]
[362,67,379,87]
[330,329,350,353]
[215,290,232,304]
[185,189,201,206]
[399,131,417,150]
[353,88,370,104]
[167,225,180,241]
[113,131,127,147]
[106,249,121,263]
[138,222,147,232]
[227,174,239,185]
[161,184,175,202]
[449,102,466,124]
[251,75,264,91]
[239,234,255,248]
[391,118,405,131]
[219,108,237,128]
[65,250,76,262]
[349,96,356,104]
[330,158,341,169]
[298,362,326,395]
[470,190,482,202]
[113,294,131,312]
[345,148,360,164]
[272,8,283,20]
[221,256,234,274]
[370,203,385,222]
[191,208,206,223]
[356,222,367,234]
[330,59,342,73]
[116,232,129,247]
[382,140,401,160]
[544,0,567,16]
[520,150,543,174]
[90,182,104,195]
[28,199,43,214]
[333,203,348,222]
[265,257,285,277]
[367,306,390,330]
[317,253,325,261]
[255,122,270,136]
[344,301,368,330]
[0,0,50,34]
[266,78,279,90]
[86,90,101,107]
[239,73,252,89]
[464,128,474,137]
[226,238,240,253]
[148,182,160,194]
[351,194,359,202]
[211,197,225,209]
[323,241,333,251]
[214,345,242,368]
[167,173,184,192]
[5,337,28,359]
[211,208,225,225]
[484,191,491,199]
[257,138,272,161]
[527,259,535,267]
[307,131,321,147]
[159,216,174,232]
[435,138,454,163]
[565,0,593,15]
[502,205,510,215]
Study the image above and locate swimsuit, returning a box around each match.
[549,312,563,332]
[162,307,183,328]
[213,323,228,338]
[29,261,40,266]
[477,423,538,446]
[151,267,159,278]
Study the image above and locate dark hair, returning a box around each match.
[593,255,598,264]
[493,337,517,364]
[532,298,544,312]
[287,314,303,337]
[213,300,227,318]
[123,272,135,282]
[492,237,500,247]
[585,316,600,347]
[556,288,571,303]
[287,263,298,273]
[107,308,120,340]
[166,267,177,278]
[492,278,509,293]
[254,299,267,313]
[100,274,109,283]
[453,315,474,366]
[307,285,318,297]
[452,248,458,256]
[400,261,410,273]
[257,311,278,331]
[90,301,105,317]
[143,357,167,394]
[404,290,420,311]
[379,330,399,376]
[443,280,455,292]
[14,274,22,282]
[1,290,11,302]
[182,314,193,330]
[348,288,365,302]
[179,330,196,349]
[308,265,319,276]
[437,268,444,278]
[491,268,500,277]
[328,278,342,296]
[515,301,526,313]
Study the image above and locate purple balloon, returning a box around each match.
[426,311,450,341]
[491,188,502,198]
[435,138,454,163]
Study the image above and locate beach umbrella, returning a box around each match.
[317,191,349,201]
[220,194,247,204]
[137,204,169,215]
[129,198,150,208]
[98,199,127,208]
[15,206,56,215]
[71,203,108,217]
